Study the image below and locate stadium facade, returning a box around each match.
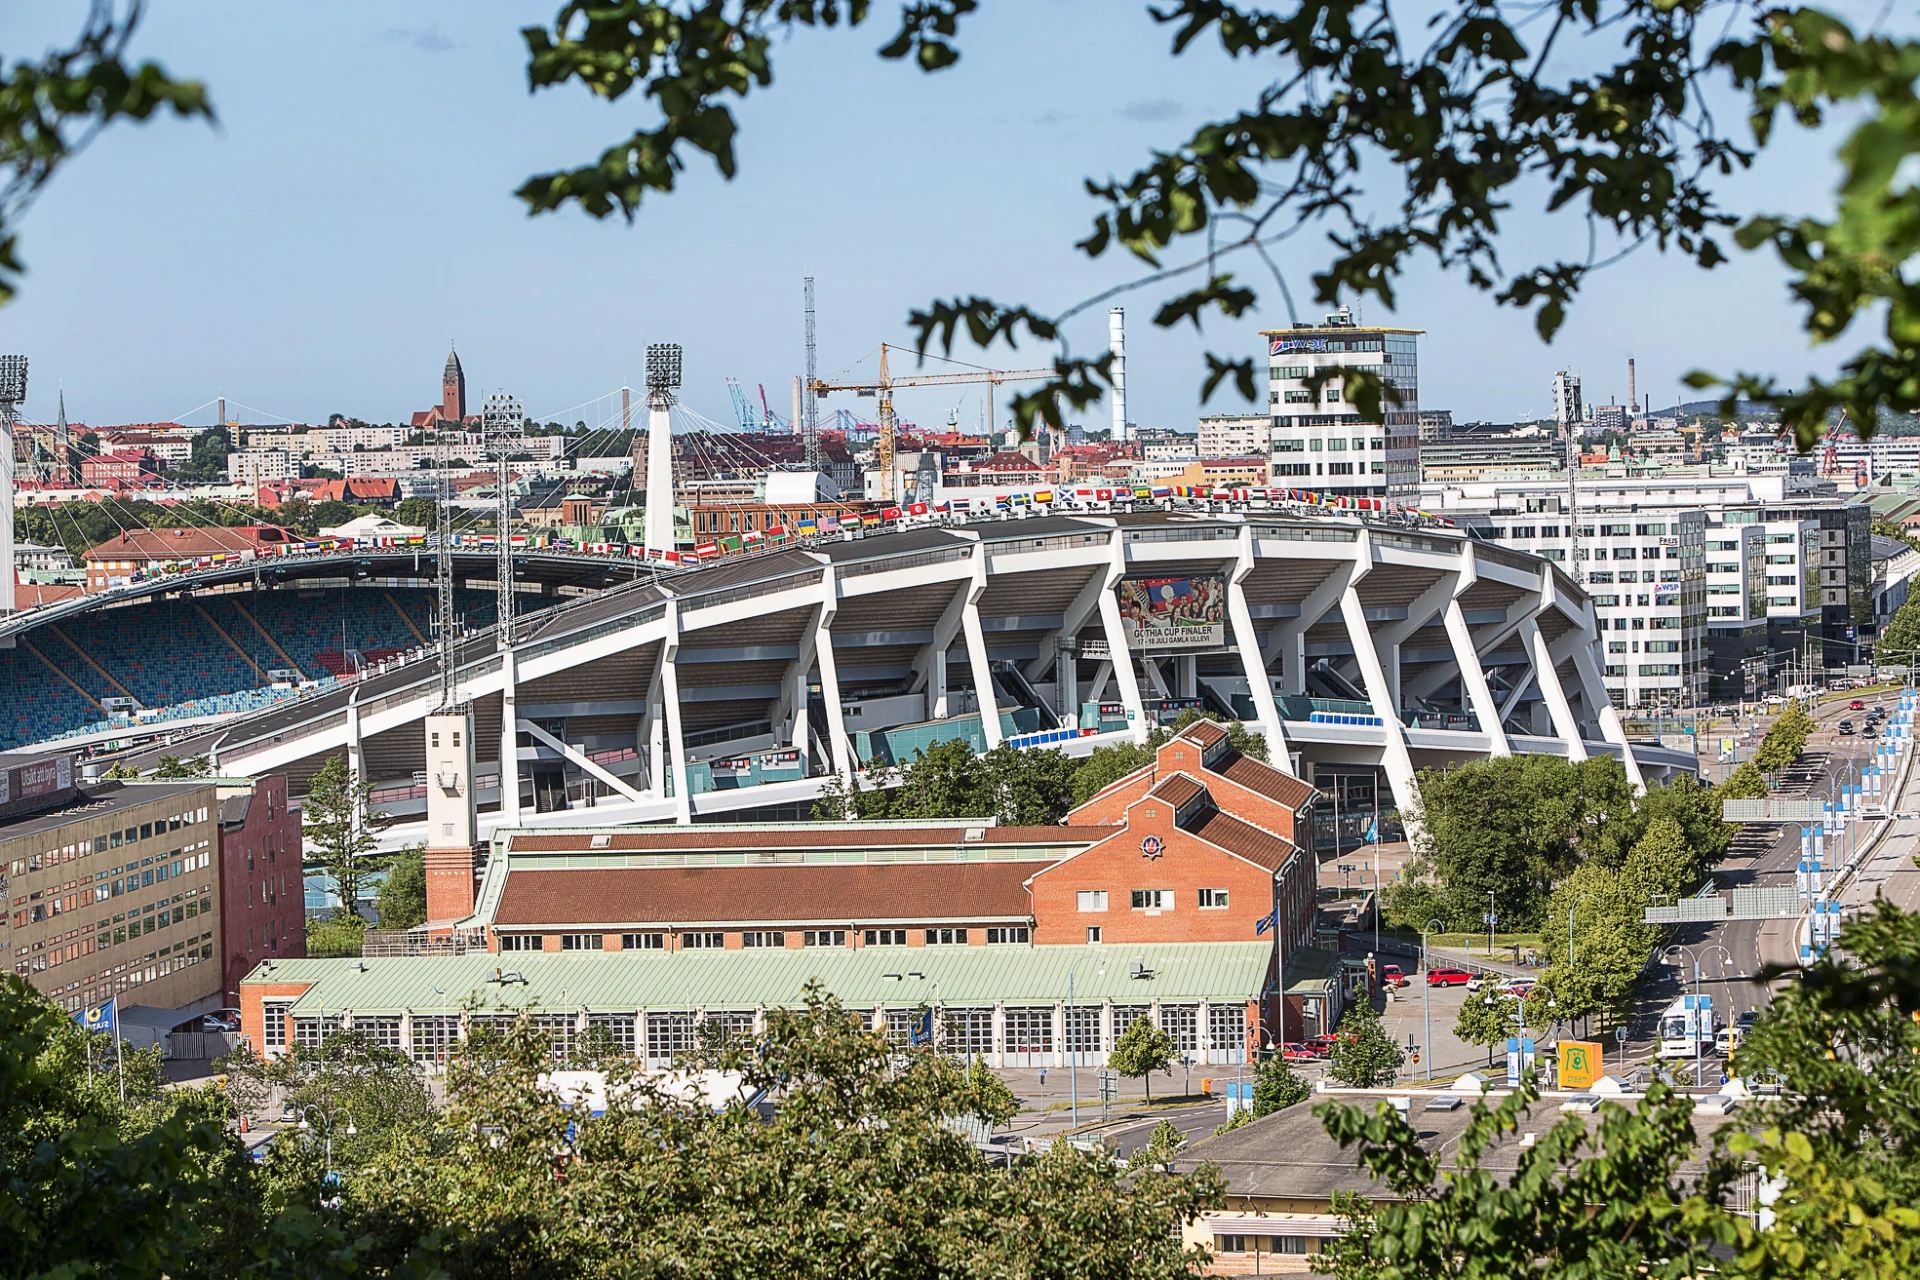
[18,509,1691,855]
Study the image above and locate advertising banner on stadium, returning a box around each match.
[1113,574,1227,651]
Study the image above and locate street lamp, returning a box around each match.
[1486,890,1498,964]
[299,1103,358,1207]
[1420,918,1446,1081]
[1662,943,1734,1087]
[1065,956,1105,1131]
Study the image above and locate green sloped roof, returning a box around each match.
[248,942,1274,1016]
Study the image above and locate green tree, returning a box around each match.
[300,756,394,921]
[980,741,1077,824]
[1755,703,1814,771]
[152,752,210,778]
[373,845,428,931]
[1069,740,1155,804]
[1540,861,1657,1021]
[1155,710,1269,764]
[1881,594,1920,661]
[1325,1000,1405,1087]
[952,1056,1019,1127]
[394,496,437,528]
[1619,814,1699,910]
[1453,987,1522,1068]
[1126,1118,1188,1172]
[1109,1014,1178,1101]
[1250,1053,1310,1117]
[516,3,1920,448]
[1715,761,1767,802]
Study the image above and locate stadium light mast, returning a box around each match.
[0,354,26,620]
[483,392,524,649]
[644,343,681,557]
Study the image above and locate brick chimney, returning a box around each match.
[422,709,479,922]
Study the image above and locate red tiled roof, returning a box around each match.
[508,825,1100,854]
[1175,720,1228,748]
[1218,755,1319,811]
[13,583,83,607]
[83,525,293,562]
[1147,773,1205,809]
[492,862,1037,928]
[1190,811,1296,872]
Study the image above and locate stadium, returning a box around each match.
[4,502,1691,847]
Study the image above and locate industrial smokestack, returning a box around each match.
[1109,307,1127,443]
[218,396,226,429]
[1626,359,1635,422]
[622,385,631,434]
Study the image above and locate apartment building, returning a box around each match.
[1197,414,1268,459]
[1414,470,1870,704]
[1263,307,1420,499]
[227,448,297,486]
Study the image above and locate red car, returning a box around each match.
[1427,968,1474,987]
[1281,1042,1321,1062]
[1380,964,1408,988]
[1307,1034,1343,1055]
[1850,699,1866,710]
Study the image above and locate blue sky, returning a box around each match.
[0,2,1859,433]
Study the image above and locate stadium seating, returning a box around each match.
[0,585,512,750]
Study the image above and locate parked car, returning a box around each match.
[1380,964,1408,988]
[1281,1042,1321,1062]
[1504,981,1538,1000]
[1307,1034,1342,1055]
[1427,968,1474,987]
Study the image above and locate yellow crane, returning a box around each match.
[812,343,1054,503]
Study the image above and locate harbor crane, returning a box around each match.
[811,343,1053,503]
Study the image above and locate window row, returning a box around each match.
[494,926,1036,952]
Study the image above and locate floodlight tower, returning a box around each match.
[0,355,26,617]
[644,343,681,556]
[483,392,524,648]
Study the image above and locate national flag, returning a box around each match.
[1033,489,1054,503]
[1150,486,1172,498]
[1254,909,1278,936]
[1366,818,1379,844]
[76,998,116,1035]
[796,518,818,535]
[882,506,902,521]
[862,512,883,528]
[934,501,951,513]
[906,503,928,516]
[1095,488,1113,501]
[767,524,787,539]
[694,541,720,559]
[720,535,743,552]
[743,529,764,546]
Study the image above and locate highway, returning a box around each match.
[1627,692,1897,1068]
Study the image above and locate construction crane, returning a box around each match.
[812,343,1053,502]
[757,383,791,433]
[725,378,761,432]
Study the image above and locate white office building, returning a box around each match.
[1264,308,1420,499]
[1198,414,1268,459]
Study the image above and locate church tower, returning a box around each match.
[442,345,467,423]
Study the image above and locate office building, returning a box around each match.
[1264,307,1420,499]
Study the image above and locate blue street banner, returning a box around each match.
[1366,818,1379,845]
[911,1009,934,1048]
[1254,908,1278,935]
[77,998,116,1035]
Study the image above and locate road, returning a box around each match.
[1622,693,1894,1068]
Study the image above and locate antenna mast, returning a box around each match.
[484,392,524,650]
[803,277,821,471]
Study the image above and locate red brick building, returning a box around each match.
[79,449,159,486]
[215,774,305,1005]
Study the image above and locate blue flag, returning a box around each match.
[1254,909,1278,936]
[77,998,116,1035]
[1366,819,1379,844]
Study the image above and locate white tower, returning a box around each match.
[422,708,479,922]
[644,344,681,556]
[1551,370,1583,426]
[1109,308,1128,443]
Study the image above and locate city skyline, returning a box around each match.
[0,1,1856,435]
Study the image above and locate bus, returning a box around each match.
[1658,995,1717,1059]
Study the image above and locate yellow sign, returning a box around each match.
[1560,1040,1604,1090]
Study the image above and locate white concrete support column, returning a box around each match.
[518,720,648,804]
[1338,583,1423,843]
[345,692,365,784]
[1570,639,1644,790]
[1095,535,1149,743]
[1061,652,1079,725]
[1197,998,1212,1061]
[959,546,1002,747]
[919,580,969,721]
[1052,1000,1067,1069]
[814,568,853,779]
[1231,527,1287,753]
[1023,566,1114,684]
[498,647,522,825]
[1519,615,1587,761]
[1176,655,1197,699]
[661,601,693,822]
[1264,562,1354,697]
[644,395,674,555]
[991,1002,1006,1069]
[1444,598,1510,756]
[773,600,825,770]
